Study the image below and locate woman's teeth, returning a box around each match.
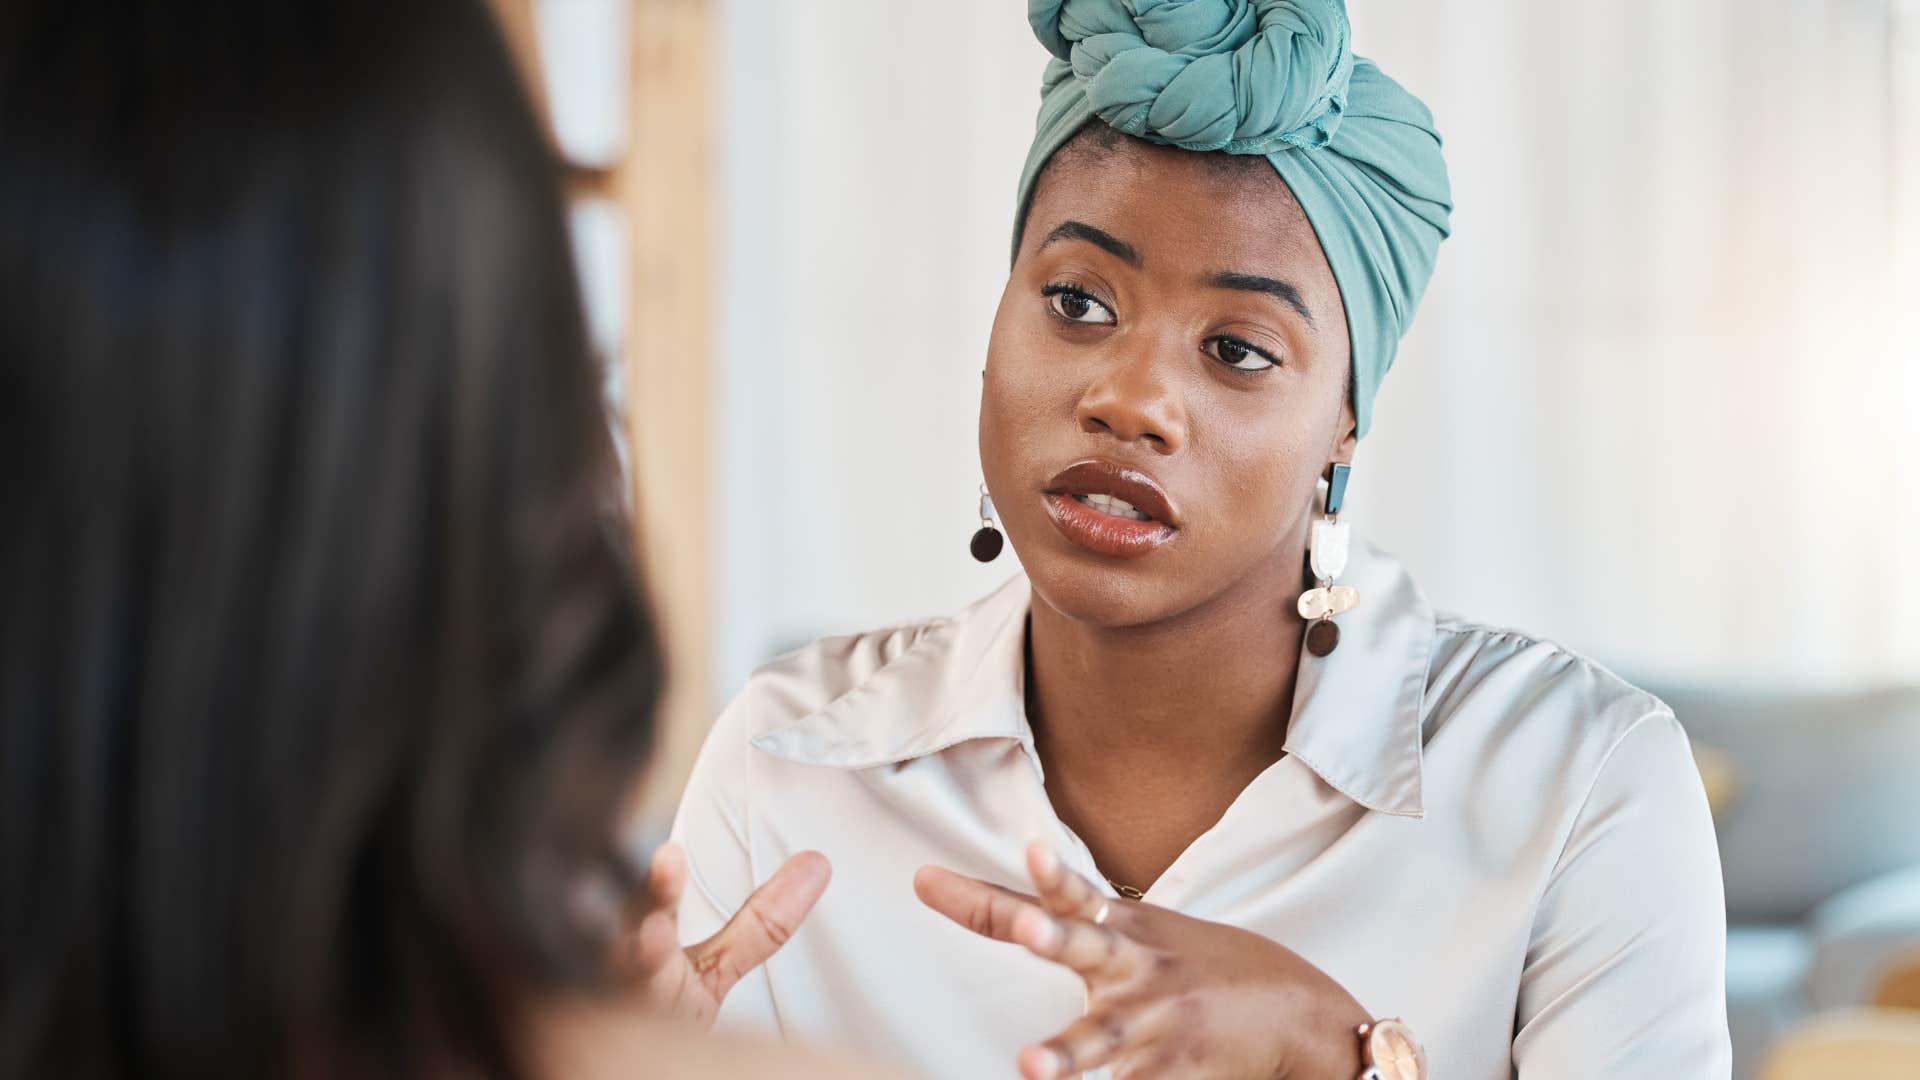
[1072,493,1151,521]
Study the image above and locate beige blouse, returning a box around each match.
[671,539,1731,1078]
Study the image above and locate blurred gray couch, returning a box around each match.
[1651,684,1920,1079]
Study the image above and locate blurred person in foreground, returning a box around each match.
[664,2,1731,1078]
[0,2,881,1077]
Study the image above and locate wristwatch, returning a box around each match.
[1356,1018,1426,1080]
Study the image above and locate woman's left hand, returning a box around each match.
[914,842,1371,1080]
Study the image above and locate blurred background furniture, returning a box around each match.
[1875,947,1920,1010]
[1655,684,1920,1079]
[1756,1009,1920,1080]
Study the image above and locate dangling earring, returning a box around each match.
[1297,462,1357,657]
[969,483,1004,563]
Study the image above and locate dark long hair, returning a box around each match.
[0,1,662,1076]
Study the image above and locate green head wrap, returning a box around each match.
[1017,0,1452,437]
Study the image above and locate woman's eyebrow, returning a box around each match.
[1208,271,1317,330]
[1038,220,1140,266]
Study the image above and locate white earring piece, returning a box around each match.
[1297,463,1356,656]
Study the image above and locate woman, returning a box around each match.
[0,2,873,1076]
[662,2,1731,1078]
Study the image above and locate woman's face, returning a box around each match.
[981,133,1354,629]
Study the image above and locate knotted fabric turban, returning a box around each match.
[1017,0,1452,437]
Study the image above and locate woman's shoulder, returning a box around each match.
[725,617,952,734]
[717,575,1030,744]
[1422,610,1683,769]
[1417,614,1711,870]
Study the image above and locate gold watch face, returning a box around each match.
[1366,1019,1427,1080]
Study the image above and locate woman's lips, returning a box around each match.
[1042,461,1179,559]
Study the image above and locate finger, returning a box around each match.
[632,905,682,974]
[1114,1046,1185,1080]
[688,850,831,998]
[1026,841,1109,922]
[1010,902,1142,981]
[647,840,690,912]
[914,864,1044,944]
[623,842,685,974]
[1019,1003,1173,1080]
[635,905,710,1020]
[918,865,1143,981]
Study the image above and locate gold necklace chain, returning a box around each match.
[1107,879,1146,901]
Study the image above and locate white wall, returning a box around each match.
[713,0,1048,694]
[712,0,1920,701]
[1345,0,1920,688]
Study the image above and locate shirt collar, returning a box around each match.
[1280,537,1431,818]
[750,575,1035,769]
[751,539,1431,818]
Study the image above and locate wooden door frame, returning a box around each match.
[491,0,713,822]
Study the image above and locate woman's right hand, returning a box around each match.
[628,841,831,1028]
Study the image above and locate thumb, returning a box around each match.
[626,841,688,973]
[688,851,832,1001]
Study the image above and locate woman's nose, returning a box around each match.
[1075,337,1189,454]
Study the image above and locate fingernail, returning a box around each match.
[1031,1047,1062,1080]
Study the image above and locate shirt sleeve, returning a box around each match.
[667,700,779,1034]
[1511,711,1732,1078]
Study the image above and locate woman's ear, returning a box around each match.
[1329,395,1358,468]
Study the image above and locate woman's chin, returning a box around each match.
[1019,550,1192,630]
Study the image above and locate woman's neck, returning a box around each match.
[1026,565,1304,773]
[1023,541,1311,891]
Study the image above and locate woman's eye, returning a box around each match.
[1045,287,1116,325]
[1205,336,1279,372]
